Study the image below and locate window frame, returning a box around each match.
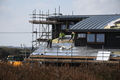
[87,34,95,42]
[87,33,105,43]
[96,34,105,42]
[78,33,86,38]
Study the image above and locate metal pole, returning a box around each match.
[72,11,73,15]
[20,44,24,59]
[44,44,45,66]
[42,11,44,40]
[21,44,26,62]
[58,6,60,37]
[71,45,73,66]
[57,45,58,66]
[86,45,87,62]
[32,10,34,48]
[48,9,49,39]
[59,6,60,15]
[57,44,59,80]
[36,28,37,47]
[102,45,104,63]
[85,45,88,80]
[39,10,41,45]
[24,44,26,62]
[55,8,56,38]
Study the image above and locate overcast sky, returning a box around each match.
[0,0,120,47]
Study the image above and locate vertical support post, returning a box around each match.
[32,9,36,48]
[102,45,104,63]
[57,45,58,66]
[55,8,57,38]
[32,10,34,48]
[42,11,43,36]
[72,11,73,15]
[48,9,49,39]
[44,44,46,66]
[85,45,87,79]
[56,44,59,80]
[36,28,37,47]
[71,45,73,66]
[58,6,60,37]
[24,45,26,62]
[39,10,41,45]
[86,45,87,62]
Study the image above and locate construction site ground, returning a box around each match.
[30,38,120,58]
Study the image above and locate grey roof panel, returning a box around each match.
[48,15,91,20]
[69,15,120,30]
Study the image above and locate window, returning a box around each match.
[78,33,86,38]
[96,34,105,42]
[87,33,105,43]
[61,25,67,30]
[87,34,95,42]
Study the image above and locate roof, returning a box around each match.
[68,14,120,32]
[48,15,90,20]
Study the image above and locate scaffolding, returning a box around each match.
[29,7,63,49]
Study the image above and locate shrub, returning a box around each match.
[0,62,120,80]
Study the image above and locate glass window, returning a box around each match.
[96,34,105,42]
[61,25,66,30]
[87,34,95,42]
[78,33,86,38]
[69,22,74,29]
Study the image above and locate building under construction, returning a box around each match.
[27,8,120,65]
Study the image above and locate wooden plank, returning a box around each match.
[30,55,96,59]
[29,20,64,24]
[30,55,120,60]
[52,38,73,43]
[26,58,119,63]
[110,57,120,59]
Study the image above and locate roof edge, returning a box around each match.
[69,29,120,32]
